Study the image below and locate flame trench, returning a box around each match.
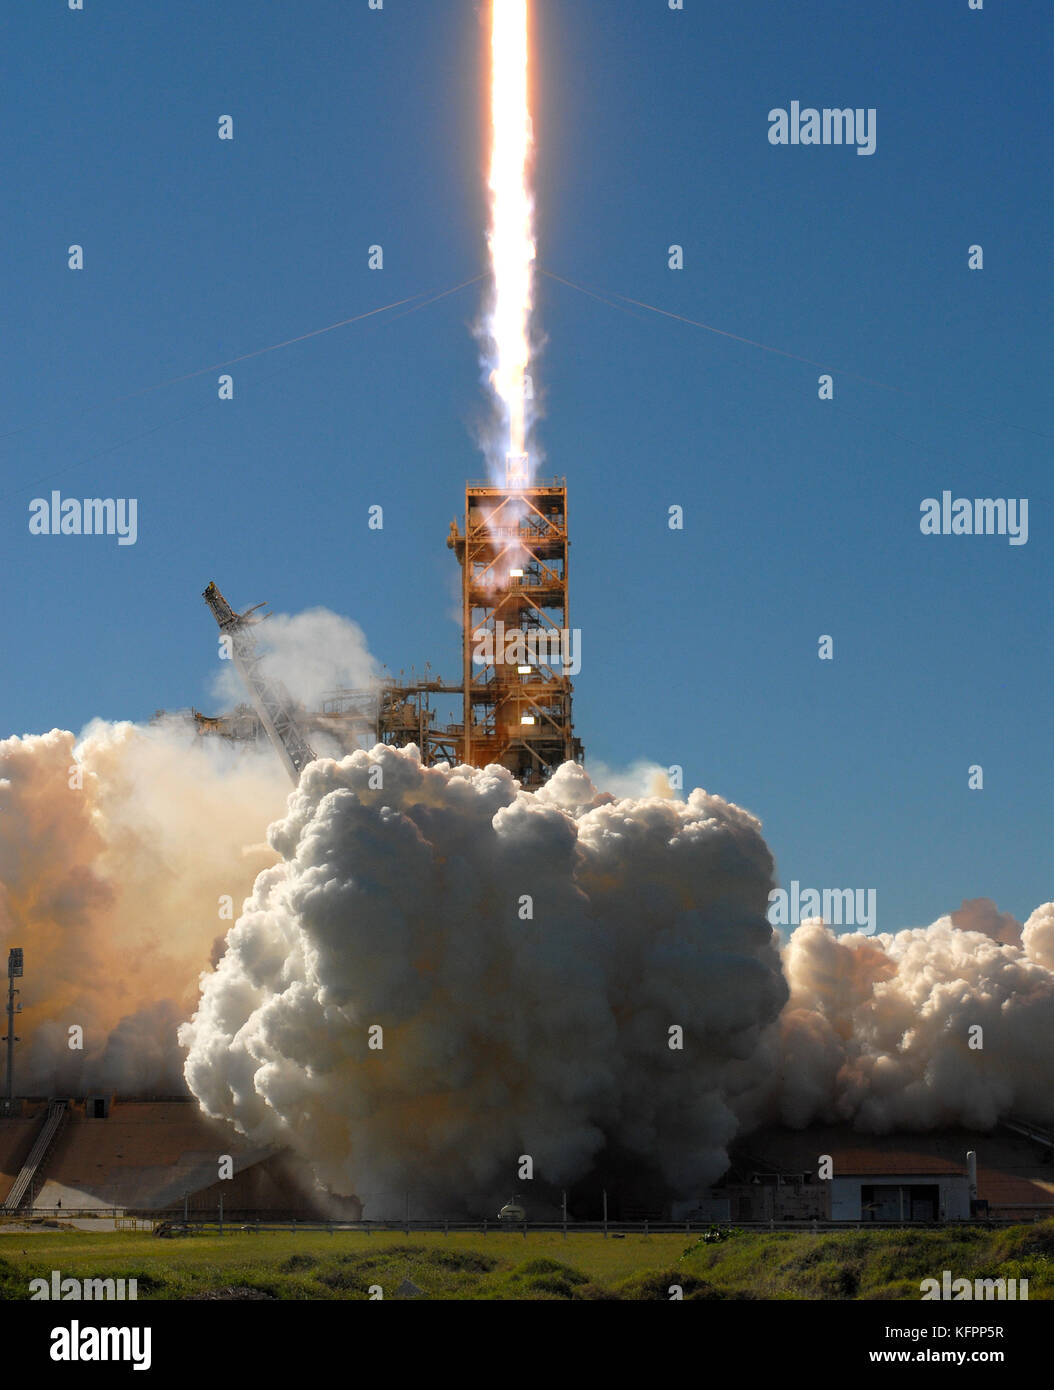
[486,0,536,487]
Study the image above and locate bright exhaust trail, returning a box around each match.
[484,0,536,485]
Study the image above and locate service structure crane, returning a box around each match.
[202,581,317,785]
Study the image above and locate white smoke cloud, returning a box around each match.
[748,906,1054,1135]
[949,896,1022,945]
[1022,902,1054,972]
[4,709,1052,1211]
[586,759,679,801]
[180,746,786,1213]
[209,607,382,713]
[0,721,289,1095]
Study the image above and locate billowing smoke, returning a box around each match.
[180,736,1054,1211]
[4,707,1052,1211]
[180,747,786,1213]
[585,758,678,801]
[0,721,288,1094]
[949,895,1022,946]
[1022,901,1054,971]
[210,607,381,713]
[747,900,1054,1135]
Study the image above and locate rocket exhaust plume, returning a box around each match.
[0,608,375,1096]
[2,717,1053,1209]
[758,901,1054,1133]
[482,0,537,487]
[0,722,289,1095]
[177,747,1054,1215]
[181,749,789,1215]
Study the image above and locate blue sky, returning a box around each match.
[3,0,1050,932]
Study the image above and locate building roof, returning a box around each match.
[30,1099,270,1211]
[0,1116,41,1204]
[733,1124,1054,1207]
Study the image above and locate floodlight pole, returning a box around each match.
[4,978,12,1100]
[6,949,23,1104]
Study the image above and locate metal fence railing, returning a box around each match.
[0,1211,1041,1234]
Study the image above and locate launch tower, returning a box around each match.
[191,472,583,788]
[447,473,581,785]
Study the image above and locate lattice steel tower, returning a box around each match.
[447,463,583,786]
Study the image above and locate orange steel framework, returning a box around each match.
[447,478,582,784]
[189,478,583,788]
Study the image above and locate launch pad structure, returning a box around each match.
[194,472,583,788]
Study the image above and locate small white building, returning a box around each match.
[830,1171,970,1222]
[721,1125,1054,1223]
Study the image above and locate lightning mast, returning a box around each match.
[203,582,317,785]
[5,948,22,1107]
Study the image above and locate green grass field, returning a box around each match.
[1,1222,1051,1300]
